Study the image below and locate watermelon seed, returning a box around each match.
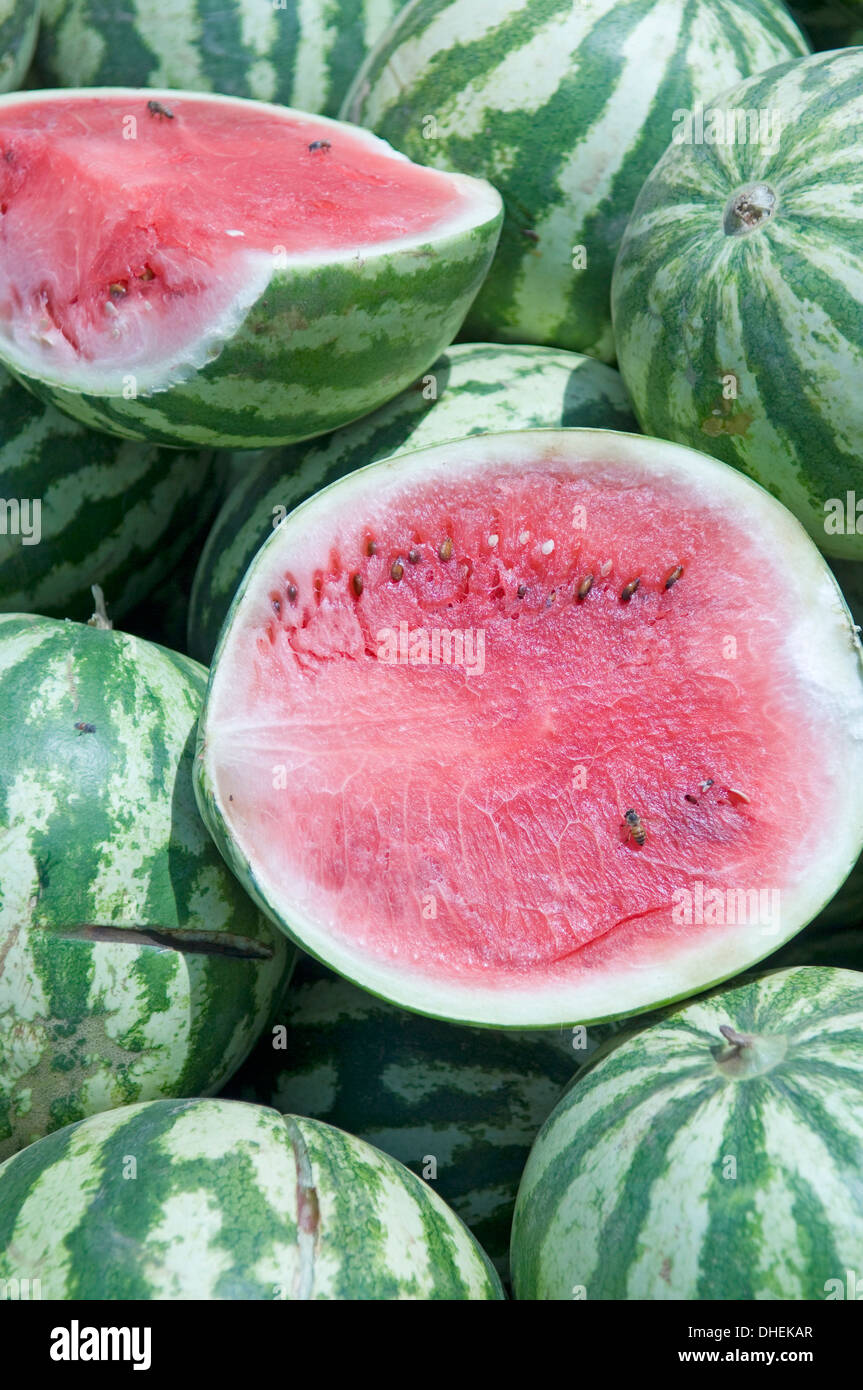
[438,537,453,562]
[365,539,377,556]
[700,778,714,793]
[546,590,556,607]
[517,582,527,598]
[576,573,593,600]
[408,547,421,564]
[684,793,699,804]
[391,559,404,582]
[541,539,554,555]
[518,530,530,545]
[108,282,127,298]
[287,583,298,604]
[137,266,155,281]
[600,559,612,577]
[665,564,684,589]
[488,533,499,548]
[351,573,363,597]
[620,577,640,602]
[271,598,281,616]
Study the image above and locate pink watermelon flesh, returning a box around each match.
[0,93,477,380]
[201,435,863,1024]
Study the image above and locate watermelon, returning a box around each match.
[223,953,577,1277]
[36,0,402,118]
[0,1097,504,1298]
[193,427,863,1027]
[0,614,294,1161]
[0,0,39,93]
[612,48,863,561]
[0,364,215,622]
[341,0,809,362]
[0,88,502,448]
[511,965,863,1300]
[188,342,639,663]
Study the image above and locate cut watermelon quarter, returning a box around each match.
[0,89,502,448]
[194,430,863,1027]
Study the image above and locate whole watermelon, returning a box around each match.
[36,0,402,117]
[512,966,863,1299]
[0,1098,504,1298]
[342,0,809,360]
[612,47,863,560]
[0,0,39,92]
[223,954,581,1278]
[188,341,638,661]
[0,365,214,622]
[0,615,294,1161]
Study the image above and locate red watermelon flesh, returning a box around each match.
[196,431,863,1026]
[0,91,483,386]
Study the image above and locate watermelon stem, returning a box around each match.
[718,1023,753,1051]
[87,584,113,630]
[723,183,776,237]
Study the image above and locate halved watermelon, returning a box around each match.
[194,430,863,1026]
[0,89,501,447]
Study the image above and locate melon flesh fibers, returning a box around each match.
[196,431,863,1026]
[0,91,485,394]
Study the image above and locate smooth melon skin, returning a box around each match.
[188,342,639,663]
[0,0,39,93]
[0,615,294,1161]
[612,48,863,562]
[0,364,215,622]
[341,0,809,362]
[222,952,579,1279]
[511,966,863,1300]
[0,88,502,449]
[0,1098,504,1299]
[36,0,402,118]
[194,428,863,1028]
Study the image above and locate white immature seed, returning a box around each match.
[600,559,612,577]
[488,534,499,548]
[518,530,530,545]
[541,539,554,555]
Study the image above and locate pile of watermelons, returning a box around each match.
[0,0,862,1302]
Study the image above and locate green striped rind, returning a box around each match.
[0,366,215,622]
[188,342,638,661]
[612,48,863,560]
[0,616,294,1161]
[0,89,502,449]
[0,1098,504,1298]
[0,0,39,92]
[223,954,578,1276]
[36,0,401,117]
[342,0,809,361]
[512,965,863,1300]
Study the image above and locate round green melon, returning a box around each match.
[0,0,39,93]
[512,965,863,1299]
[223,954,579,1278]
[188,342,639,662]
[0,615,294,1161]
[194,427,863,1028]
[342,0,809,361]
[612,47,863,561]
[36,0,402,118]
[0,365,214,622]
[0,1097,504,1298]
